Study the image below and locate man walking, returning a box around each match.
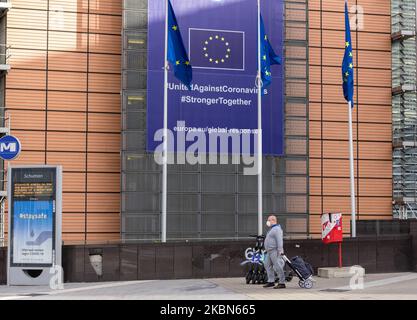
[263,215,286,289]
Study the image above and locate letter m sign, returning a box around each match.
[0,135,21,160]
[1,142,16,152]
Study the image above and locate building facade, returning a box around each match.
[0,0,406,245]
[2,0,122,244]
[309,0,394,234]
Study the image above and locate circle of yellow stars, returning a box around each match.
[202,35,231,64]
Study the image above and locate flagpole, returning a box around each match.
[348,100,356,238]
[257,0,263,236]
[345,0,356,238]
[162,0,169,243]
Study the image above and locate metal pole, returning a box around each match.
[162,0,169,243]
[0,198,3,247]
[338,242,343,268]
[257,0,263,236]
[348,101,356,237]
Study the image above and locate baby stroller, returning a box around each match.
[282,255,315,289]
[245,235,267,284]
[244,235,293,285]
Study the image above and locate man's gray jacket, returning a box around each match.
[264,224,284,253]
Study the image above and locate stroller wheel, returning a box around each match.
[304,279,314,289]
[298,280,305,288]
[257,273,263,284]
[245,272,252,284]
[251,273,257,284]
[252,265,258,284]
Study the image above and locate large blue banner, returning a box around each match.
[147,0,284,156]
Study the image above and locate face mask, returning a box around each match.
[266,221,271,227]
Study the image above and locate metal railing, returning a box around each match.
[0,0,9,247]
[0,115,11,246]
[0,189,5,247]
[0,168,6,247]
[392,0,417,219]
[0,0,11,5]
[392,12,416,32]
[356,220,413,236]
[0,44,11,66]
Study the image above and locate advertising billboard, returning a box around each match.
[147,0,284,156]
[9,167,57,267]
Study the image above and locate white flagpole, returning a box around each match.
[257,0,263,236]
[162,0,169,243]
[348,101,356,237]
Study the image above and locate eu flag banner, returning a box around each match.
[189,29,245,71]
[342,2,354,105]
[168,0,192,89]
[148,0,284,156]
[260,15,281,93]
[342,1,358,238]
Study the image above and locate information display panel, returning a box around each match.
[9,167,57,267]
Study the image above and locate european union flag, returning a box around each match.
[260,15,281,94]
[189,29,245,71]
[342,2,354,105]
[167,0,192,89]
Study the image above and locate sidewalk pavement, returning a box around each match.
[0,272,416,300]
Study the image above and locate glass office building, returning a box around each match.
[121,0,309,241]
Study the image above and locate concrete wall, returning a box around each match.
[61,235,412,283]
[411,221,417,272]
[0,247,5,284]
[0,233,413,285]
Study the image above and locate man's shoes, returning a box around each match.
[274,283,286,289]
[263,282,275,288]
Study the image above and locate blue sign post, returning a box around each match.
[0,135,21,161]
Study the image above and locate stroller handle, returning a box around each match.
[281,254,291,263]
